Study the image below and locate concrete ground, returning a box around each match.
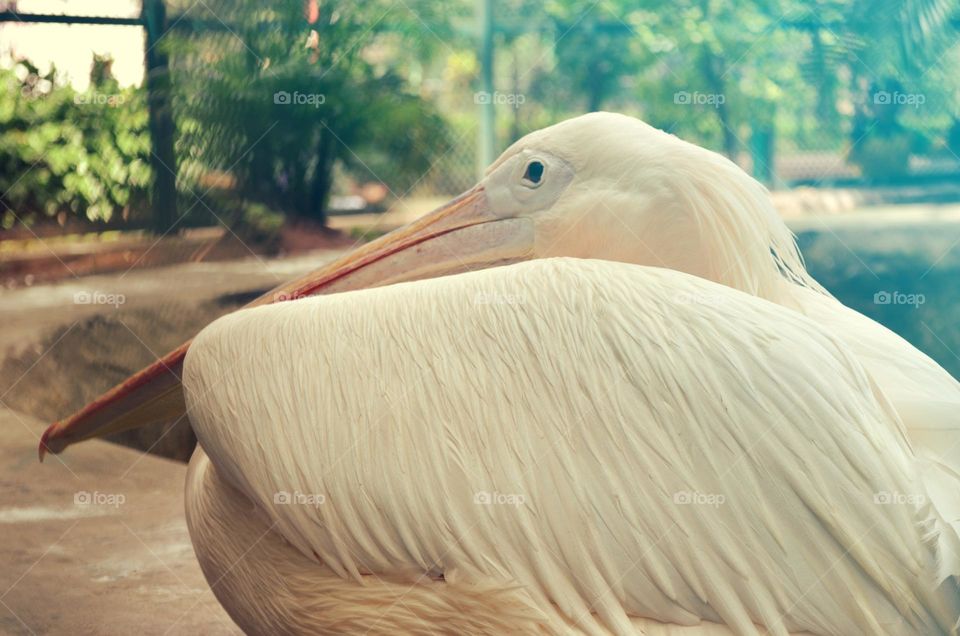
[0,407,239,635]
[0,247,351,355]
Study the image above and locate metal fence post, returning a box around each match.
[143,0,178,234]
[477,0,495,177]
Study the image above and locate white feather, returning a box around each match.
[184,258,959,635]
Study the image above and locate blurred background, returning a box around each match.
[1,0,959,461]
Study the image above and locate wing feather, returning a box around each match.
[789,284,960,582]
[185,258,959,635]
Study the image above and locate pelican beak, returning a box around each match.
[39,184,534,459]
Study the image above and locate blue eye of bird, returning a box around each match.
[523,160,544,185]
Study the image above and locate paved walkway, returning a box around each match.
[0,408,239,635]
[0,247,349,355]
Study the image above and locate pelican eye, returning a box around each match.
[522,160,545,187]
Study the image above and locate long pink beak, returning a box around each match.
[40,185,534,459]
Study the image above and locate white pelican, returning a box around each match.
[41,113,960,634]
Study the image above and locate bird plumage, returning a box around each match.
[500,113,960,584]
[184,258,958,635]
[788,284,960,583]
[44,111,960,635]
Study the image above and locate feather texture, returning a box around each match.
[787,284,960,584]
[183,258,959,635]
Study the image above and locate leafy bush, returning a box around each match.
[0,59,151,229]
[169,0,450,225]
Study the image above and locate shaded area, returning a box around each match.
[797,211,960,379]
[0,299,245,461]
[0,248,345,461]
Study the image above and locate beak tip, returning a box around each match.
[38,424,59,463]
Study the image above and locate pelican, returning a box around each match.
[41,113,960,634]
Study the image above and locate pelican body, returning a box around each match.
[177,259,956,635]
[40,113,960,634]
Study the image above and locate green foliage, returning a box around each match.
[486,0,959,179]
[3,0,958,234]
[170,0,451,224]
[0,59,151,228]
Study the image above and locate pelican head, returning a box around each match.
[304,111,815,300]
[40,112,818,456]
